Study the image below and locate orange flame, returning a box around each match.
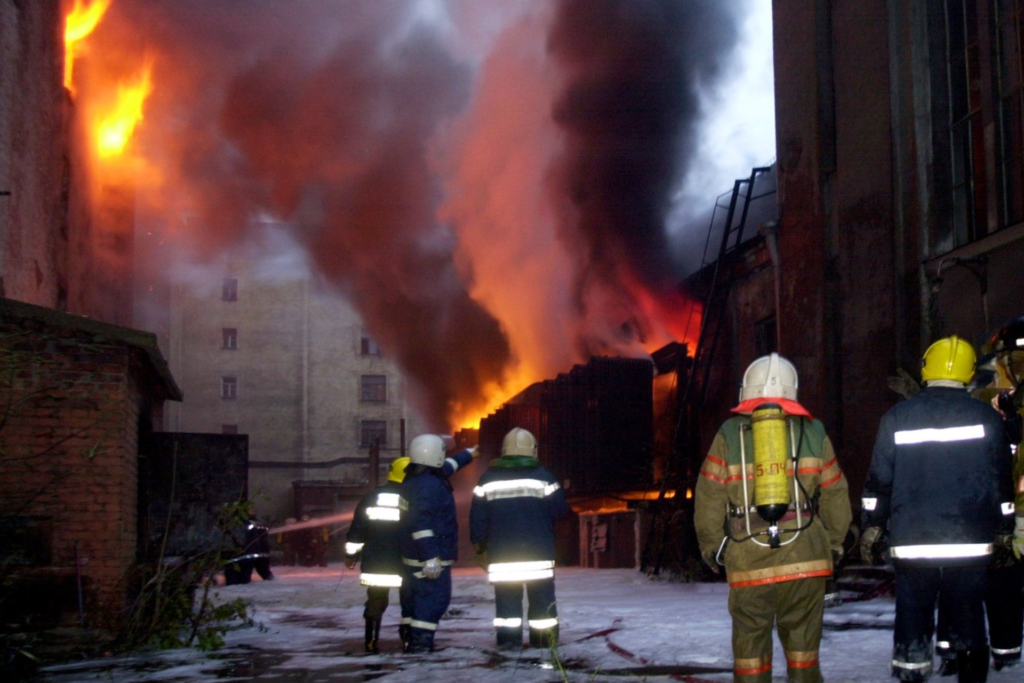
[64,0,112,95]
[96,61,154,159]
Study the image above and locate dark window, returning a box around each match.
[754,317,778,357]
[222,278,238,301]
[222,424,238,435]
[221,376,237,399]
[946,0,988,243]
[360,375,387,402]
[360,331,380,356]
[360,420,387,448]
[222,328,237,350]
[996,0,1024,226]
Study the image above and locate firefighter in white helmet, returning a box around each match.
[470,428,568,650]
[862,336,1014,682]
[398,434,478,653]
[345,456,410,653]
[694,352,852,683]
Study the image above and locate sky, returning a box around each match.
[31,564,1019,683]
[76,0,777,430]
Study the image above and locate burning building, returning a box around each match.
[680,1,1024,519]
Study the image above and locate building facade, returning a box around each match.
[164,264,426,524]
[698,1,1024,504]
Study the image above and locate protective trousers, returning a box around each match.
[364,586,391,620]
[404,567,452,652]
[493,578,558,649]
[892,564,987,681]
[728,576,825,683]
[986,561,1024,668]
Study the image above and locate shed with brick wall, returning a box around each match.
[0,297,181,628]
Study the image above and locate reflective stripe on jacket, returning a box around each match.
[862,386,1013,563]
[469,456,568,581]
[693,414,852,588]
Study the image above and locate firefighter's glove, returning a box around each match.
[473,543,489,570]
[423,557,443,579]
[860,526,886,566]
[469,445,480,459]
[1014,516,1024,560]
[344,557,357,570]
[701,551,722,575]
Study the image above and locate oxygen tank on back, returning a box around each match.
[751,403,790,526]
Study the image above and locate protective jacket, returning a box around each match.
[228,518,271,564]
[862,385,1014,564]
[694,414,852,588]
[346,481,405,587]
[470,455,568,580]
[399,449,474,571]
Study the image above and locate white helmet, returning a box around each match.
[501,428,538,458]
[409,434,446,468]
[739,353,798,402]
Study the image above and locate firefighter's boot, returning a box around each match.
[364,618,381,654]
[955,647,989,683]
[529,625,559,649]
[407,627,434,654]
[398,624,411,653]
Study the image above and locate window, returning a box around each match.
[754,317,778,357]
[360,420,387,448]
[221,376,237,399]
[222,424,238,435]
[222,328,237,350]
[996,0,1024,226]
[360,331,380,356]
[946,0,988,243]
[360,375,387,402]
[222,278,238,301]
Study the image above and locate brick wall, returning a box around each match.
[0,299,178,627]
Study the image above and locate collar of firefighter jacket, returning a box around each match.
[731,397,813,419]
[491,455,539,469]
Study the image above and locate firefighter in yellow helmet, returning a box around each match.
[862,336,1014,682]
[694,352,852,683]
[345,456,411,653]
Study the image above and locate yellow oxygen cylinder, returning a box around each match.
[751,403,790,525]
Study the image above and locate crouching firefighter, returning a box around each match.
[694,353,853,683]
[470,428,569,650]
[345,456,411,653]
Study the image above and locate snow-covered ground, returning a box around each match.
[31,564,1020,682]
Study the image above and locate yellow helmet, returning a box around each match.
[921,335,976,384]
[387,456,410,483]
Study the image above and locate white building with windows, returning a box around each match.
[163,259,425,524]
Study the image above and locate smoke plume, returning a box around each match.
[85,0,747,428]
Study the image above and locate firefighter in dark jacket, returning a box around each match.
[224,511,274,585]
[694,353,852,683]
[979,317,1024,672]
[399,434,478,654]
[861,335,1015,683]
[470,428,568,650]
[345,456,411,653]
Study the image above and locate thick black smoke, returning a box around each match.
[100,0,746,428]
[547,0,743,296]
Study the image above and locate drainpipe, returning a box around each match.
[759,220,782,352]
